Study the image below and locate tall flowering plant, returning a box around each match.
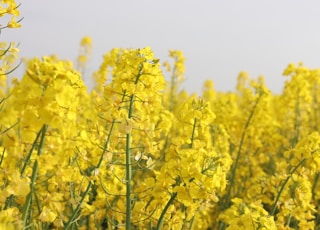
[1,2,320,227]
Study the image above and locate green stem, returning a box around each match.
[286,212,293,226]
[0,119,19,135]
[4,195,14,209]
[125,93,135,230]
[189,216,195,230]
[64,118,116,228]
[34,187,42,215]
[37,125,48,156]
[69,182,75,212]
[0,42,13,57]
[20,125,45,176]
[223,93,262,208]
[22,193,32,228]
[22,125,47,228]
[126,131,132,230]
[0,147,5,166]
[64,83,128,229]
[0,61,22,76]
[124,64,143,229]
[22,160,39,228]
[65,96,121,227]
[270,158,306,216]
[96,119,116,169]
[189,118,197,148]
[64,182,93,230]
[156,192,177,230]
[312,172,319,199]
[217,221,227,230]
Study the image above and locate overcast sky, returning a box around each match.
[3,0,320,94]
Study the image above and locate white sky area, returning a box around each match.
[3,0,320,95]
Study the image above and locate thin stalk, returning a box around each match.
[64,86,127,228]
[65,82,129,227]
[126,132,132,229]
[34,188,42,215]
[0,147,5,166]
[223,93,262,207]
[22,160,39,227]
[286,212,293,227]
[20,126,44,175]
[217,221,227,230]
[189,216,195,230]
[312,172,319,199]
[64,182,93,230]
[0,119,19,135]
[96,119,116,169]
[270,158,306,216]
[156,192,177,230]
[0,17,23,30]
[124,64,143,229]
[22,124,47,228]
[69,182,75,212]
[4,195,14,209]
[37,125,48,156]
[189,118,197,148]
[0,61,22,76]
[0,42,13,57]
[125,94,135,230]
[64,119,116,228]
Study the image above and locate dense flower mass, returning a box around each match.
[2,1,320,229]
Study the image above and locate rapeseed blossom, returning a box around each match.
[219,198,277,230]
[0,0,21,28]
[76,36,92,75]
[1,42,320,229]
[2,6,320,228]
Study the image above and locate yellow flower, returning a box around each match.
[80,36,92,47]
[0,207,21,229]
[39,206,57,223]
[7,16,21,28]
[76,36,92,73]
[168,49,185,82]
[219,199,277,230]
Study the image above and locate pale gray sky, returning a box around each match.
[3,0,320,94]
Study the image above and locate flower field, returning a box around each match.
[1,2,320,230]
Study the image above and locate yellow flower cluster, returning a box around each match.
[0,41,19,97]
[219,198,277,230]
[0,0,21,98]
[212,62,320,230]
[163,50,185,111]
[76,36,92,75]
[0,0,21,29]
[2,10,320,228]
